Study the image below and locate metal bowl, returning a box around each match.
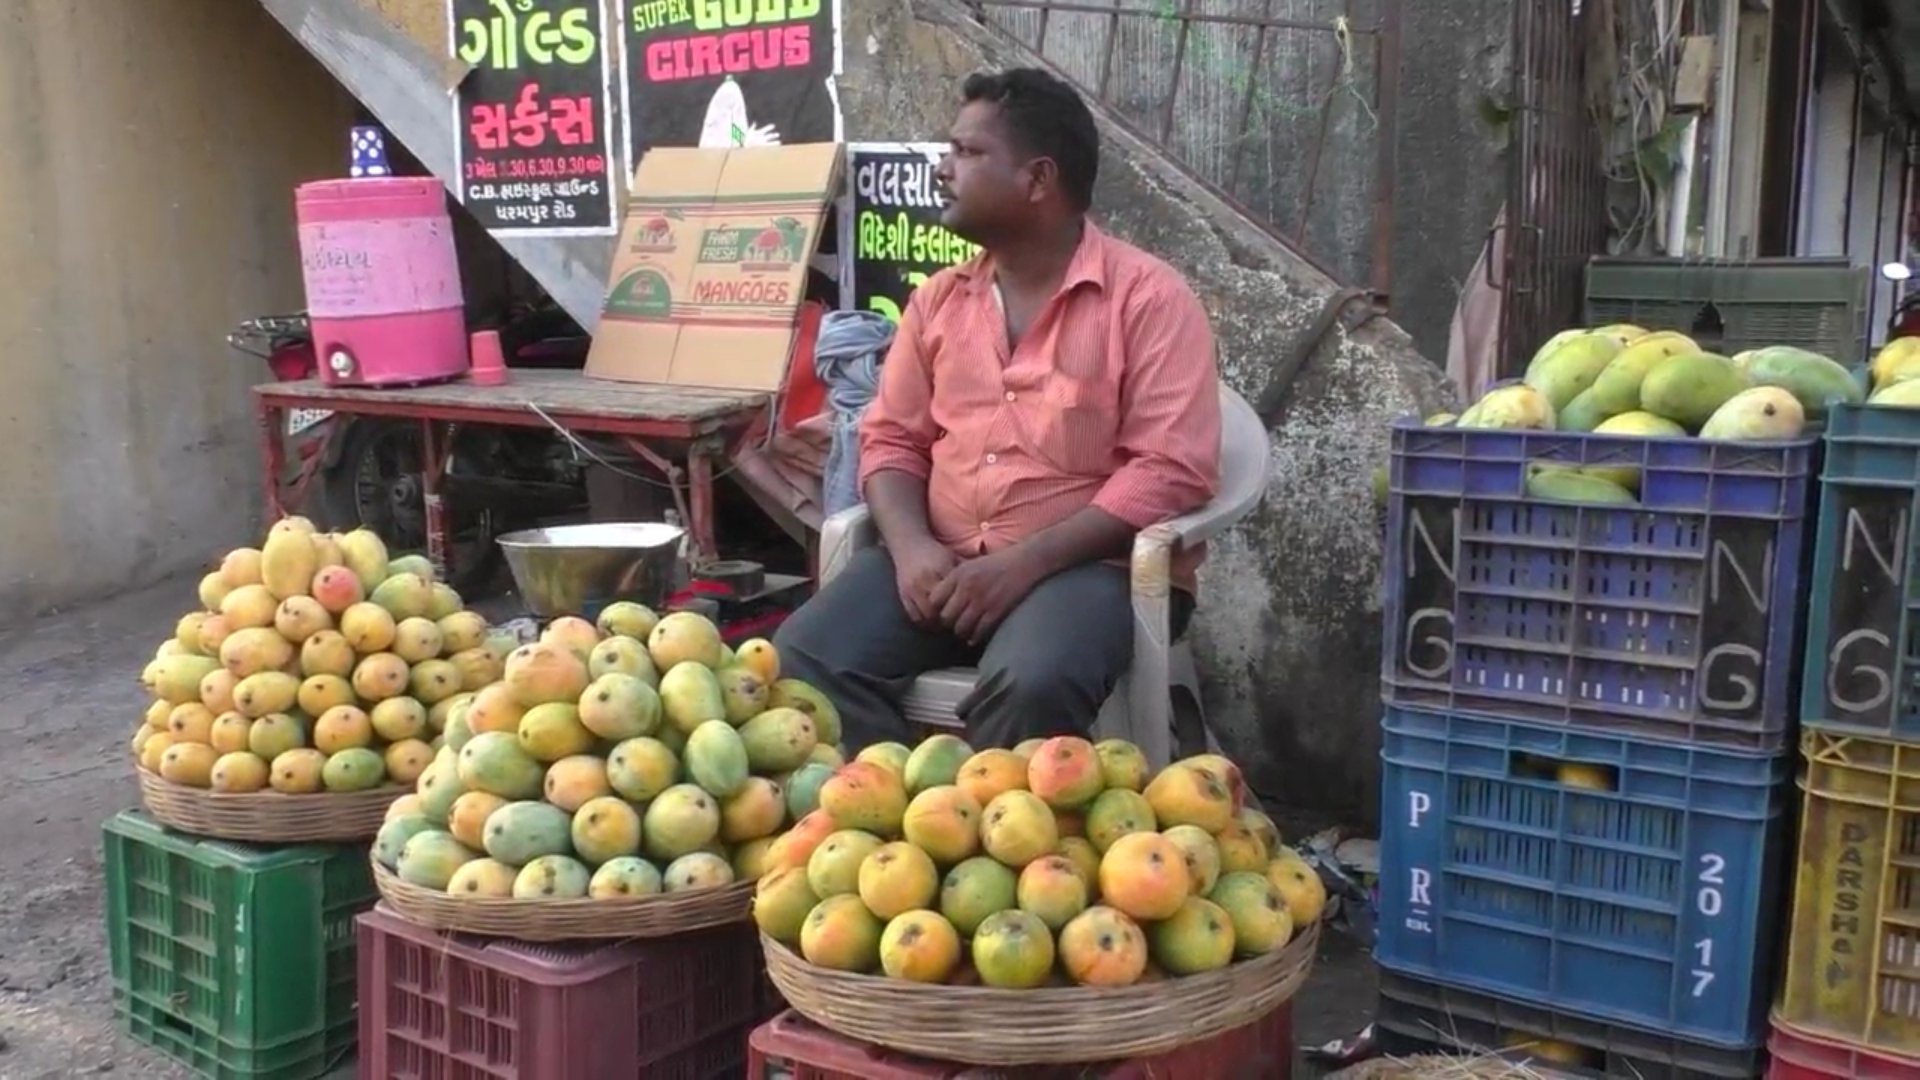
[496,522,687,618]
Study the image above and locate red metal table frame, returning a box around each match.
[252,370,770,575]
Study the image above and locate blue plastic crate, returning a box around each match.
[1373,706,1792,1049]
[1374,969,1768,1079]
[1800,403,1920,740]
[1382,421,1818,752]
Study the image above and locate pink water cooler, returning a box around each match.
[295,177,469,387]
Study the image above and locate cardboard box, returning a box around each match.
[587,143,843,391]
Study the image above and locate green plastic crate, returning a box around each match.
[103,809,374,1079]
[1584,256,1869,362]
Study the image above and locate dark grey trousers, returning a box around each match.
[775,546,1192,752]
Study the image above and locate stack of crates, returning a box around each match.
[102,809,376,1079]
[1770,403,1920,1076]
[1371,420,1820,1076]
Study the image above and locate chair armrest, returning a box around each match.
[1155,498,1247,551]
[1157,466,1268,552]
[1126,524,1180,770]
[818,504,878,585]
[1121,467,1267,769]
[1159,382,1272,550]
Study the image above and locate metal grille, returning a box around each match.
[1499,0,1607,375]
[968,0,1401,299]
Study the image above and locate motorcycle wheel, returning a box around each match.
[306,418,502,594]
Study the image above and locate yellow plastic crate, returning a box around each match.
[1778,730,1920,1057]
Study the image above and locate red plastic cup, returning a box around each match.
[469,329,509,386]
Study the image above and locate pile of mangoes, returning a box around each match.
[1390,325,1903,506]
[754,734,1325,988]
[136,518,500,796]
[374,607,846,901]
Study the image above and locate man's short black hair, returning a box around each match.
[961,68,1099,211]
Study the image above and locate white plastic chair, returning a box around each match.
[816,384,1271,769]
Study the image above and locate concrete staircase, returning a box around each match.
[257,0,609,326]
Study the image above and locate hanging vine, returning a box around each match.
[1588,0,1704,254]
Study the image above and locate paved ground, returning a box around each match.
[0,576,195,1079]
[0,575,1379,1078]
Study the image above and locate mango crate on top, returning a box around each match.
[1381,421,1819,752]
[1800,403,1920,740]
[1373,705,1793,1048]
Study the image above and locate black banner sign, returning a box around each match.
[619,0,840,164]
[839,143,981,322]
[451,0,618,235]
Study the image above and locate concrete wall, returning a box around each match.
[977,0,1385,292]
[0,1,356,614]
[973,0,1512,366]
[1391,0,1513,366]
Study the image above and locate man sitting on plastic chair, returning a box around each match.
[773,67,1221,752]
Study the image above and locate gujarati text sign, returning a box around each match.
[840,143,980,322]
[450,0,618,235]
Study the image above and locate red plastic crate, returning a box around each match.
[356,903,772,1078]
[746,1004,1293,1079]
[1769,1014,1920,1079]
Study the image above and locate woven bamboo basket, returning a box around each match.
[762,920,1319,1065]
[371,858,754,940]
[136,766,397,842]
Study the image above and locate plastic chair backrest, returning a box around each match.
[1198,387,1272,537]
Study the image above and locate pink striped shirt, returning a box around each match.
[858,222,1222,592]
